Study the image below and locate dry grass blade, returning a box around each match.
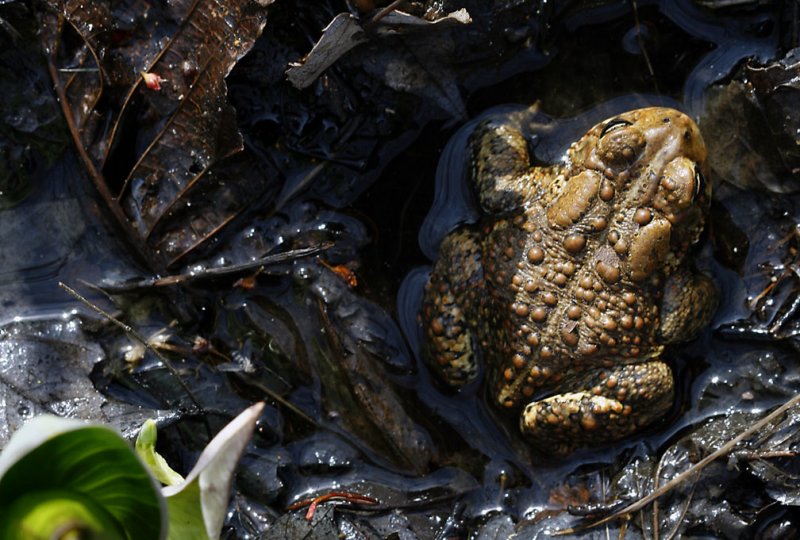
[101,243,332,293]
[58,282,206,418]
[554,392,800,535]
[368,0,404,26]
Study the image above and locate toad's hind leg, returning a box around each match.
[520,360,674,455]
[422,229,484,387]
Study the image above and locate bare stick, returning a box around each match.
[554,393,800,534]
[101,243,332,293]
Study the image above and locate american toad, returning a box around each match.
[422,107,717,454]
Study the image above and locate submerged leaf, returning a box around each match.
[0,318,175,447]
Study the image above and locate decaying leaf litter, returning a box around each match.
[2,0,800,537]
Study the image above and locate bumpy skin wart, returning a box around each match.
[421,107,717,455]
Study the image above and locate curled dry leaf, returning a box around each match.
[39,0,274,270]
[285,8,472,102]
[286,13,368,90]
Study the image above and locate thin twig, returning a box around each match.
[58,67,101,73]
[69,278,319,431]
[100,243,332,292]
[734,449,798,460]
[59,282,206,418]
[367,0,404,28]
[652,449,664,540]
[240,377,319,428]
[631,0,659,94]
[286,491,379,521]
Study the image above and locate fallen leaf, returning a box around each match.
[40,0,274,270]
[286,14,368,89]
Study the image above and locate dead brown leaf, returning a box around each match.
[40,0,273,270]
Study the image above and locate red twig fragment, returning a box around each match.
[286,491,379,520]
[140,71,166,90]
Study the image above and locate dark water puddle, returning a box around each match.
[0,4,142,323]
[0,154,141,324]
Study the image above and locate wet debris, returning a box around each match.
[701,82,795,193]
[746,49,800,177]
[0,317,177,446]
[702,48,800,193]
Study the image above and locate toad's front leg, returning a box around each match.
[470,119,534,215]
[659,269,718,344]
[520,360,674,454]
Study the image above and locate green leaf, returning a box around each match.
[165,479,207,540]
[0,489,125,539]
[136,419,185,486]
[0,415,166,540]
[163,402,264,540]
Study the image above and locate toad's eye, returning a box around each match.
[600,119,633,138]
[694,167,706,198]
